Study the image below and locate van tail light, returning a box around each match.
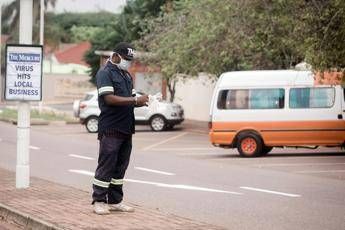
[80,103,87,109]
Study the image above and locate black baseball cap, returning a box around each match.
[113,42,135,61]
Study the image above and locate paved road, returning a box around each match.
[0,121,344,230]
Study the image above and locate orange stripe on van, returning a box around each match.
[209,120,345,146]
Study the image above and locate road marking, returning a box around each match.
[254,163,345,167]
[142,132,188,151]
[125,179,242,195]
[134,167,175,176]
[69,169,94,176]
[0,138,2,142]
[69,169,241,195]
[69,154,95,161]
[295,170,345,174]
[29,145,40,150]
[240,186,301,198]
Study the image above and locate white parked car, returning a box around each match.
[73,90,184,133]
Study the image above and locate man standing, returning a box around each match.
[92,42,149,215]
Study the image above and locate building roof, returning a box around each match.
[94,50,153,59]
[315,72,343,85]
[54,41,91,66]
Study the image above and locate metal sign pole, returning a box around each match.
[16,0,33,188]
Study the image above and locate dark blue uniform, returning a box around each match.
[92,61,135,205]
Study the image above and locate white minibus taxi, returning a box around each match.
[209,70,345,157]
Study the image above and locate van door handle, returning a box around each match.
[338,114,343,119]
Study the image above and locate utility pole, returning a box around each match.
[16,0,33,188]
[38,0,44,113]
[40,0,44,46]
[0,3,2,102]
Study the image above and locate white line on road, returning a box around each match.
[254,163,345,167]
[69,169,94,176]
[240,186,301,198]
[134,167,175,176]
[69,169,242,195]
[295,170,345,174]
[69,154,95,161]
[125,179,242,195]
[29,145,40,150]
[142,132,188,151]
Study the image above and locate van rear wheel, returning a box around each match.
[237,132,263,157]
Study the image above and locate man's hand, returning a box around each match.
[136,94,149,106]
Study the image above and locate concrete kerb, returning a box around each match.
[0,118,80,125]
[0,203,63,230]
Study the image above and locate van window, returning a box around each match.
[217,88,285,109]
[289,87,335,108]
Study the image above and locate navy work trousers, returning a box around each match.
[92,135,132,204]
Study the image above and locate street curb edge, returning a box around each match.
[0,203,63,230]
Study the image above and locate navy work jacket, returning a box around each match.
[96,61,135,137]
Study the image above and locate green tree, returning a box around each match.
[70,26,103,43]
[302,0,345,75]
[84,19,124,84]
[45,12,117,43]
[85,0,171,84]
[1,0,57,43]
[138,0,305,101]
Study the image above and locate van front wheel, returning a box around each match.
[237,133,263,157]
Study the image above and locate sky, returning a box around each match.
[0,0,127,13]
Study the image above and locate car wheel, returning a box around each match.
[150,115,166,131]
[261,146,273,156]
[237,132,263,157]
[85,116,98,133]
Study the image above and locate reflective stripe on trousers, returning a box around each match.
[92,135,132,204]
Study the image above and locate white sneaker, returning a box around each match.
[109,203,135,212]
[93,202,110,215]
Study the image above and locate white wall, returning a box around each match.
[172,73,216,121]
[135,72,162,95]
[42,74,95,102]
[0,73,94,104]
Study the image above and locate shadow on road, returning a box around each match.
[264,152,345,158]
[193,151,345,160]
[134,126,184,133]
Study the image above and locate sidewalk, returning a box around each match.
[0,168,224,230]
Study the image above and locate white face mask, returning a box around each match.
[117,56,132,71]
[108,53,132,71]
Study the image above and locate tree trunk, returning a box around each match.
[167,78,176,102]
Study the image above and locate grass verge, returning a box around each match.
[0,108,77,123]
